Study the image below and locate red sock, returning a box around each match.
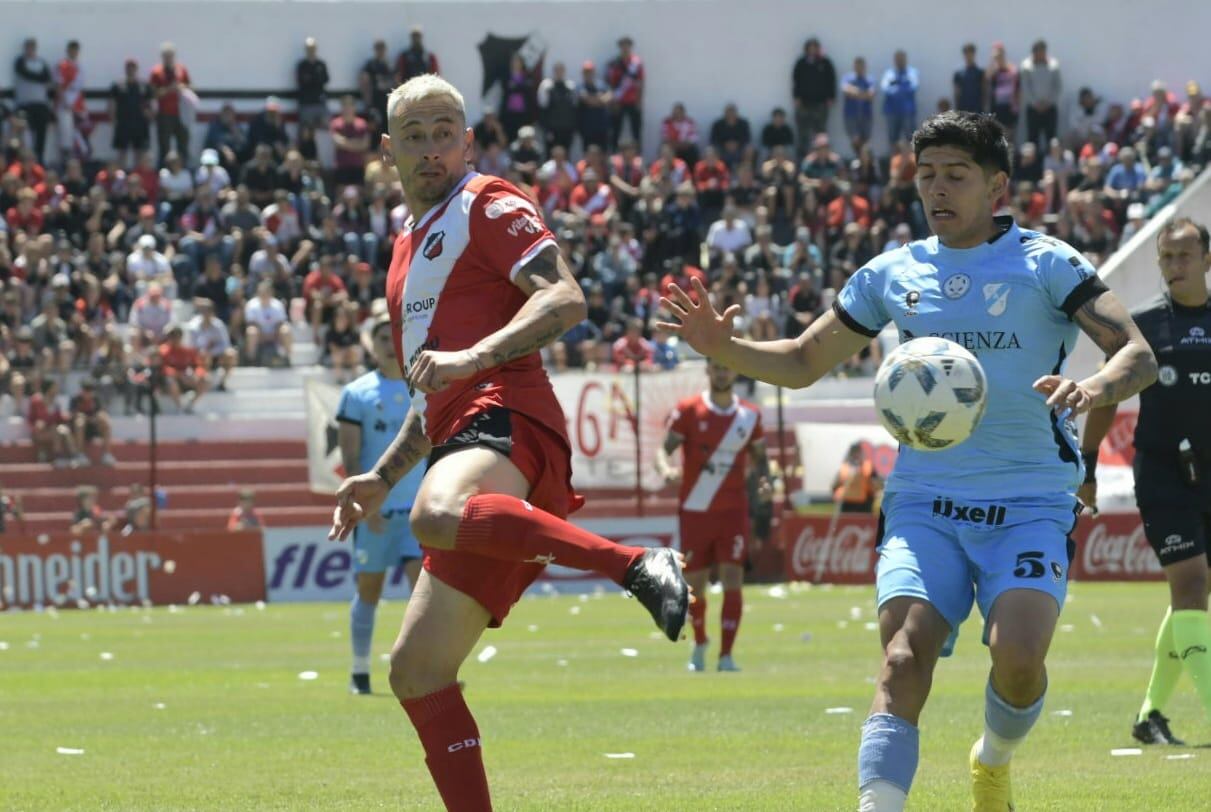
[689,593,708,645]
[402,683,493,812]
[456,493,644,584]
[720,590,743,656]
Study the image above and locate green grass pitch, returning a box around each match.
[2,582,1209,810]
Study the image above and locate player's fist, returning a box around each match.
[655,277,740,359]
[407,349,481,394]
[1031,375,1093,418]
[1077,480,1099,516]
[329,473,390,542]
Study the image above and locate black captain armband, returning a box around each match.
[1081,451,1098,483]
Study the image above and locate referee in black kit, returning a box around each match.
[1081,217,1211,746]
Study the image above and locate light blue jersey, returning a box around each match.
[835,216,1105,502]
[336,371,425,511]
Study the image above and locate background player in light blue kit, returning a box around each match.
[336,313,425,695]
[658,112,1157,811]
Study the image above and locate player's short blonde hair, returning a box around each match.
[387,75,466,124]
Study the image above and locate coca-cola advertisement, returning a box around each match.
[783,515,879,584]
[781,512,1162,584]
[1070,512,1162,581]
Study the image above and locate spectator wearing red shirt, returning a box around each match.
[648,143,690,186]
[330,95,370,187]
[6,149,46,187]
[1140,80,1181,148]
[693,145,730,213]
[27,378,81,467]
[659,256,708,300]
[395,25,440,85]
[611,317,655,371]
[227,488,263,531]
[825,180,872,236]
[158,325,210,413]
[302,255,348,333]
[149,43,191,165]
[607,36,645,149]
[661,102,699,168]
[569,168,617,221]
[6,188,44,237]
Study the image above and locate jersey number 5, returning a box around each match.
[1013,551,1046,579]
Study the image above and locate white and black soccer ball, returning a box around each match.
[873,337,988,452]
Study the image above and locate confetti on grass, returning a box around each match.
[825,707,854,714]
[1110,748,1142,757]
[476,646,498,663]
[604,753,635,759]
[297,671,319,681]
[620,648,639,657]
[57,747,84,755]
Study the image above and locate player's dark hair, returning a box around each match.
[1157,217,1210,255]
[912,111,1013,177]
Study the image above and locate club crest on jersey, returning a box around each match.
[942,273,971,300]
[422,230,445,260]
[1158,365,1178,386]
[983,283,1011,317]
[904,290,921,316]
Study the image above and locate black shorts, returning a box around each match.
[1135,451,1211,567]
[427,407,513,468]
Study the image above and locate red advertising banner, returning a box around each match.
[781,512,1163,584]
[0,531,266,609]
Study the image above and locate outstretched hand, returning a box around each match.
[1032,375,1094,419]
[655,277,738,359]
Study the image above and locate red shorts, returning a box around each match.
[678,508,748,572]
[424,408,583,627]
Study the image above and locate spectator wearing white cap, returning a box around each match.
[127,234,175,297]
[296,37,331,131]
[195,148,231,196]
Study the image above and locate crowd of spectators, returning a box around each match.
[1,31,1208,464]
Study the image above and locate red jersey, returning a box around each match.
[668,393,763,513]
[386,172,567,446]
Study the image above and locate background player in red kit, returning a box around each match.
[327,75,688,812]
[657,360,770,672]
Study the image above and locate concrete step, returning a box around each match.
[14,505,335,535]
[0,439,304,465]
[3,458,309,489]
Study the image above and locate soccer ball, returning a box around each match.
[873,337,988,452]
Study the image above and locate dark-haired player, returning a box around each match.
[1081,218,1211,747]
[659,111,1157,811]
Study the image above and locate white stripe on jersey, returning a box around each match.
[681,398,759,512]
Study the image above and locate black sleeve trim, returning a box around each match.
[831,301,880,338]
[335,415,361,426]
[1060,275,1108,319]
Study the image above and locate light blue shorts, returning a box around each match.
[352,508,421,574]
[875,492,1079,656]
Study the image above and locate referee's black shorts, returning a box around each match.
[1134,451,1211,568]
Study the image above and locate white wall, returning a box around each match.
[9,0,1211,158]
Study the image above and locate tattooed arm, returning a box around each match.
[468,245,587,370]
[372,406,432,487]
[1073,291,1157,407]
[1033,290,1157,414]
[405,245,586,394]
[330,407,431,542]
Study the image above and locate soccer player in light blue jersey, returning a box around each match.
[658,112,1158,811]
[335,313,426,695]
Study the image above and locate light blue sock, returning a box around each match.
[857,712,919,794]
[350,596,377,674]
[979,678,1045,766]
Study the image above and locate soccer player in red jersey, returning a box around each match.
[328,75,688,811]
[657,361,770,672]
